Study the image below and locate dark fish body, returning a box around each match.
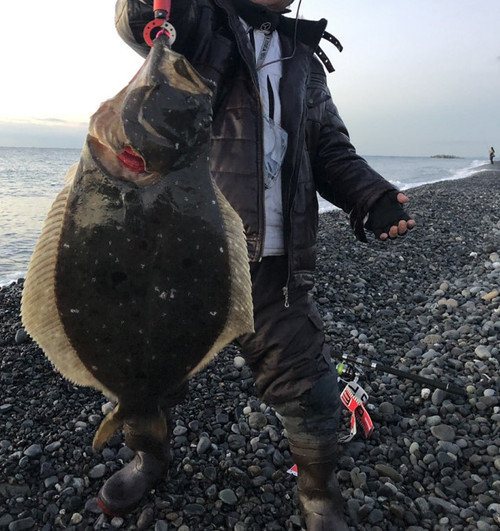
[21,35,253,452]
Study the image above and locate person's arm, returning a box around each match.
[307,63,415,241]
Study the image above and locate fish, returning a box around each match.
[21,34,254,457]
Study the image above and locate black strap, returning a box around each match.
[316,46,334,73]
[316,31,343,74]
[323,31,343,53]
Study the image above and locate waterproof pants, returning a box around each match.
[237,256,341,444]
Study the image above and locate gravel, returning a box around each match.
[1,169,499,530]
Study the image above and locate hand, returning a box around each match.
[365,191,416,241]
[379,193,416,240]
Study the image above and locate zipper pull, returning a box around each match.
[282,286,289,308]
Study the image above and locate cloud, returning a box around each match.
[38,117,78,124]
[0,119,87,148]
[0,117,88,128]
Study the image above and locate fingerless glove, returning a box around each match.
[364,190,410,239]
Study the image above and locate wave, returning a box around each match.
[0,273,24,288]
[383,159,488,191]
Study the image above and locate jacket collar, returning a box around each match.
[231,0,281,33]
[218,0,327,51]
[279,15,327,50]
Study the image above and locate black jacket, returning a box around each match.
[115,0,397,290]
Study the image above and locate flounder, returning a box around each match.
[21,34,254,456]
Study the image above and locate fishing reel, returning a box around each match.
[336,358,374,443]
[336,359,363,382]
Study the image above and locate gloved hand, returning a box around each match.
[365,190,415,240]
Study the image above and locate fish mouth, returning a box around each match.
[117,146,146,173]
[87,136,162,187]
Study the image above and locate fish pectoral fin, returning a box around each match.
[92,407,124,451]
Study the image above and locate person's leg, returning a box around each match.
[275,375,348,531]
[238,256,348,530]
[97,385,187,516]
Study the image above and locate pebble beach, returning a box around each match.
[0,167,499,530]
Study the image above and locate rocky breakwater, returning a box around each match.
[0,170,499,530]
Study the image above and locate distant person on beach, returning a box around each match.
[98,0,416,527]
[490,147,495,164]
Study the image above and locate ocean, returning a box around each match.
[0,146,488,286]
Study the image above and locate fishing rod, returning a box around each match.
[333,352,467,397]
[144,0,177,47]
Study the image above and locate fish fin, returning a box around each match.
[21,164,113,396]
[93,407,168,458]
[64,162,79,183]
[188,185,254,377]
[122,414,168,460]
[214,183,254,336]
[93,406,124,451]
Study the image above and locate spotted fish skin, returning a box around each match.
[21,35,254,453]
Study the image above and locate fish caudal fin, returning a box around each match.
[93,406,125,451]
[123,415,169,459]
[93,405,169,460]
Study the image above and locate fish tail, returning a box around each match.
[92,406,124,451]
[122,413,169,461]
[92,405,168,460]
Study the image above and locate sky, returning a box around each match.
[0,0,499,157]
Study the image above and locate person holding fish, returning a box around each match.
[99,0,416,527]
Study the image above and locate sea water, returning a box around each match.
[0,146,487,286]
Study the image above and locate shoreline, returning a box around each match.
[0,171,499,530]
[1,163,497,288]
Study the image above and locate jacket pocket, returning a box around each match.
[306,71,331,110]
[305,75,331,156]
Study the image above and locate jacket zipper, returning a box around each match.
[282,92,308,309]
[226,11,266,262]
[282,286,289,308]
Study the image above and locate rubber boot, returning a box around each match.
[288,439,348,531]
[97,414,172,516]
